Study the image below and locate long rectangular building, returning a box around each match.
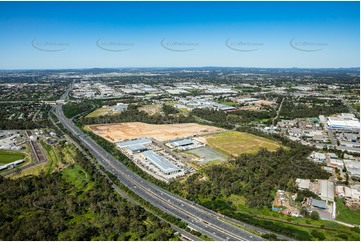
[320,180,335,202]
[116,138,152,149]
[326,117,360,131]
[142,150,181,175]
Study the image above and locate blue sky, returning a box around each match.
[0,1,359,69]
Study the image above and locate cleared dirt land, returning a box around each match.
[203,131,282,156]
[138,104,162,115]
[86,122,224,142]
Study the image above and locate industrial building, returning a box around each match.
[319,180,335,202]
[310,198,327,210]
[127,144,148,154]
[112,103,128,112]
[0,159,24,171]
[172,139,193,147]
[295,178,310,190]
[326,115,360,131]
[141,150,182,175]
[116,138,152,149]
[344,159,360,179]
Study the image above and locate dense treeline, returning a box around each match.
[63,101,94,119]
[191,108,276,128]
[279,97,349,119]
[0,149,177,240]
[175,147,330,208]
[80,105,194,125]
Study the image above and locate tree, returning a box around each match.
[310,211,320,220]
[300,207,309,218]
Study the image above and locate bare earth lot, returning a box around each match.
[86,122,224,142]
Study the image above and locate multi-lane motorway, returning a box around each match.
[54,89,271,241]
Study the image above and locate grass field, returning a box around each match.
[86,107,112,118]
[205,131,282,156]
[61,164,94,191]
[336,199,360,225]
[0,150,25,164]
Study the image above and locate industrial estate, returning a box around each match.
[0,67,359,241]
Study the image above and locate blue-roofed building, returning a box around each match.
[142,150,181,175]
[172,139,193,147]
[116,138,152,149]
[310,198,327,210]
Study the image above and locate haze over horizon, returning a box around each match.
[0,1,359,69]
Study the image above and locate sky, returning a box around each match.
[0,1,359,69]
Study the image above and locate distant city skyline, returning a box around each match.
[0,1,359,69]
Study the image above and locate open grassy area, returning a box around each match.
[40,141,61,174]
[86,107,112,118]
[61,164,94,191]
[336,199,360,225]
[0,150,25,164]
[205,131,282,156]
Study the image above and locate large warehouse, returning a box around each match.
[319,180,335,202]
[116,138,152,149]
[326,116,360,131]
[172,139,193,147]
[141,150,182,175]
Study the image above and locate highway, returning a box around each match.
[54,88,268,241]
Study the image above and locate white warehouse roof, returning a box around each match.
[172,139,193,147]
[320,180,334,201]
[116,138,152,148]
[327,117,360,130]
[142,150,181,174]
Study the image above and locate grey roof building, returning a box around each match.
[320,180,335,202]
[142,150,181,175]
[116,138,152,148]
[172,139,193,147]
[310,198,327,209]
[128,144,148,153]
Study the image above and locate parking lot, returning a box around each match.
[186,146,227,164]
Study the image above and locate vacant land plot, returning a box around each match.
[336,199,360,225]
[0,150,25,164]
[186,146,227,164]
[86,122,224,142]
[205,131,282,156]
[86,107,113,118]
[138,104,162,115]
[9,162,47,179]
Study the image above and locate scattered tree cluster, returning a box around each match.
[81,105,194,125]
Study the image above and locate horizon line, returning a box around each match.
[0,66,360,71]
